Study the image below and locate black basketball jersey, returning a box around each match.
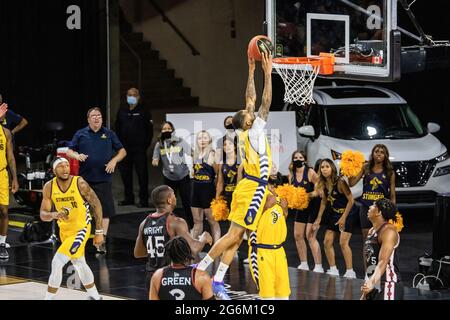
[364,223,401,284]
[158,266,203,300]
[142,213,170,272]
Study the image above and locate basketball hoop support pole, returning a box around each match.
[397,0,433,46]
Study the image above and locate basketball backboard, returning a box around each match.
[266,0,401,82]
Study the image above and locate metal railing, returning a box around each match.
[147,0,200,56]
[120,34,142,92]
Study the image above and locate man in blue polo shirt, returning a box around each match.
[0,94,29,136]
[68,107,127,254]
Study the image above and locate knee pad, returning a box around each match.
[48,253,69,288]
[71,257,95,285]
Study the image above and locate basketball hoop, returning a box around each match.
[273,54,334,106]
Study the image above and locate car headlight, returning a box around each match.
[435,152,449,162]
[433,165,450,177]
[331,150,342,160]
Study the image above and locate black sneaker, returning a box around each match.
[87,296,103,300]
[0,243,9,260]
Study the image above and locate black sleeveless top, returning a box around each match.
[361,169,391,206]
[292,167,314,193]
[222,162,238,197]
[193,156,215,183]
[326,180,348,215]
[364,223,401,283]
[142,213,170,272]
[158,266,203,300]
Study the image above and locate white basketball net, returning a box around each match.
[273,62,320,106]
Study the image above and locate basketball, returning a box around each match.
[247,35,273,61]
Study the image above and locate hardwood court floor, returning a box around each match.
[1,210,450,300]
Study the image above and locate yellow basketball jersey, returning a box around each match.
[0,127,7,171]
[238,130,272,179]
[256,197,287,246]
[51,176,92,234]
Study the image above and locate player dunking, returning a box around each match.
[196,51,273,299]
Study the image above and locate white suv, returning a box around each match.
[297,85,450,209]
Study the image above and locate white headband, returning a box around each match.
[53,157,69,170]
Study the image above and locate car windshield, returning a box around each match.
[323,104,426,140]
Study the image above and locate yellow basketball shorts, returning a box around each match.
[0,169,9,206]
[249,246,291,298]
[228,179,268,231]
[58,224,91,260]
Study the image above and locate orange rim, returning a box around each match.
[273,57,322,67]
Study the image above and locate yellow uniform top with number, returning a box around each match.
[228,121,272,230]
[248,194,290,299]
[238,129,272,180]
[255,197,287,246]
[51,176,92,236]
[0,127,7,171]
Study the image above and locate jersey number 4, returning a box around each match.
[147,236,165,258]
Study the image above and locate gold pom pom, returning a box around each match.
[340,150,366,178]
[275,184,309,210]
[389,211,404,233]
[211,197,229,221]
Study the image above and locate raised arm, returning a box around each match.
[4,128,18,193]
[256,51,273,121]
[134,220,147,258]
[77,177,104,247]
[245,57,257,114]
[348,164,366,187]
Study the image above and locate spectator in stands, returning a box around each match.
[116,87,153,208]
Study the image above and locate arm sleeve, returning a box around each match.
[110,130,124,151]
[248,116,267,154]
[68,131,80,151]
[7,110,23,127]
[180,138,192,156]
[153,142,161,159]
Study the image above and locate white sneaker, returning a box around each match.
[343,270,357,279]
[313,266,324,273]
[243,258,249,264]
[326,268,340,276]
[297,264,309,271]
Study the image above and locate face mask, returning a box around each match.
[293,160,304,168]
[127,96,138,105]
[161,131,172,140]
[225,124,234,130]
